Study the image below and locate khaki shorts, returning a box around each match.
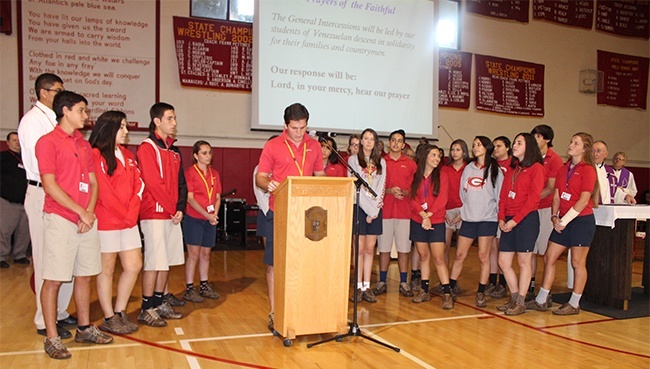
[534,207,553,255]
[42,213,101,281]
[140,219,184,271]
[98,225,142,253]
[378,219,411,253]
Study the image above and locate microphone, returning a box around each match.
[222,188,236,197]
[309,130,338,139]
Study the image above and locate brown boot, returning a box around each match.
[505,294,526,316]
[441,293,455,310]
[496,294,516,311]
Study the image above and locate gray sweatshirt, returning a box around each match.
[348,155,386,218]
[459,161,503,222]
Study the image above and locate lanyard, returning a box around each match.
[423,176,429,199]
[566,162,579,187]
[55,128,88,182]
[35,105,57,129]
[7,150,22,165]
[284,140,306,176]
[193,164,214,202]
[511,166,522,189]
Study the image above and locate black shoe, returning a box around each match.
[0,261,8,269]
[57,316,78,326]
[37,325,72,339]
[13,258,30,265]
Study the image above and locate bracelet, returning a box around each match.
[551,215,558,221]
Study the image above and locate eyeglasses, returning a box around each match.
[349,143,359,147]
[613,157,626,161]
[44,88,64,93]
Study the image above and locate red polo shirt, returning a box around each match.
[185,165,222,219]
[539,147,563,209]
[555,162,597,217]
[258,131,323,211]
[36,126,95,224]
[498,162,545,224]
[383,153,417,219]
[441,163,466,209]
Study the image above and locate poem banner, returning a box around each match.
[19,0,157,130]
[173,16,252,91]
[475,54,544,117]
[439,49,472,109]
[597,50,649,110]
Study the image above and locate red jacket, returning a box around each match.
[498,162,545,224]
[410,171,449,224]
[93,146,144,230]
[137,134,187,220]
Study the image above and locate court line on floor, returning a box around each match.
[455,300,650,359]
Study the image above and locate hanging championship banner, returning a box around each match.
[173,16,252,91]
[475,54,545,117]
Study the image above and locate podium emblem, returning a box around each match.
[305,206,327,241]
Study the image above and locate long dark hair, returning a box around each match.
[510,133,543,169]
[89,110,127,176]
[474,136,500,188]
[324,137,339,165]
[411,144,441,199]
[357,128,383,175]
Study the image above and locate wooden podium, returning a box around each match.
[274,176,355,342]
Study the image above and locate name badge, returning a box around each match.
[508,191,516,199]
[561,192,572,201]
[421,202,428,211]
[206,204,215,213]
[79,182,89,193]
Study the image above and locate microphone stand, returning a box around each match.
[307,136,400,352]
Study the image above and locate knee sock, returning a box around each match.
[411,270,421,280]
[568,292,582,308]
[142,295,153,311]
[421,280,430,293]
[498,274,507,287]
[400,272,407,284]
[379,271,388,283]
[153,291,164,307]
[536,287,550,305]
[489,273,497,285]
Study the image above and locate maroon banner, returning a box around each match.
[596,0,650,39]
[466,0,530,23]
[439,49,472,109]
[597,50,649,109]
[475,54,544,117]
[173,16,252,91]
[533,0,594,29]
